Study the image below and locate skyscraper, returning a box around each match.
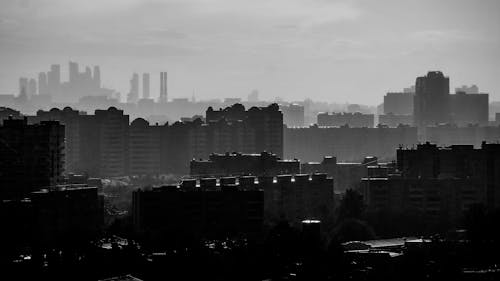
[127,73,139,103]
[47,64,61,95]
[93,66,101,88]
[38,72,48,95]
[69,61,79,84]
[143,73,150,99]
[413,71,451,132]
[28,78,37,98]
[19,77,28,97]
[160,71,167,103]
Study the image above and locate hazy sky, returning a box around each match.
[1,0,500,104]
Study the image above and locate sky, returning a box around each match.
[1,0,500,104]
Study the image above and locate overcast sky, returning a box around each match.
[1,0,499,104]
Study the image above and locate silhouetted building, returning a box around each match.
[127,73,140,103]
[31,107,83,173]
[206,103,283,157]
[384,92,414,115]
[142,73,150,99]
[18,104,282,177]
[19,77,28,98]
[0,107,21,125]
[36,62,116,103]
[378,113,413,127]
[450,91,488,126]
[47,64,61,96]
[425,124,500,147]
[129,118,161,176]
[262,173,334,227]
[455,84,479,94]
[317,112,374,128]
[190,151,299,177]
[132,181,264,242]
[27,78,37,99]
[414,71,451,133]
[0,118,64,199]
[284,124,417,163]
[361,142,500,224]
[133,173,333,242]
[301,156,384,192]
[38,72,48,96]
[31,185,102,247]
[160,72,168,103]
[93,65,101,88]
[280,104,305,127]
[94,107,129,177]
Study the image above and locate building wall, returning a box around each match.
[317,112,374,128]
[190,151,300,177]
[284,125,417,163]
[0,118,64,199]
[450,92,489,126]
[362,143,500,224]
[129,118,161,176]
[378,114,413,127]
[133,183,264,242]
[383,92,414,115]
[31,186,102,247]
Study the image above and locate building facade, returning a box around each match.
[190,151,300,177]
[0,118,65,199]
[361,142,500,224]
[284,124,417,163]
[317,112,374,128]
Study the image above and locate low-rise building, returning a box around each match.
[190,151,300,177]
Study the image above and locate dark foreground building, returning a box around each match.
[190,151,300,177]
[132,181,264,245]
[361,142,500,224]
[31,185,103,247]
[133,173,334,246]
[0,117,65,199]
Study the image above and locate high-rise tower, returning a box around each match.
[93,66,101,88]
[127,73,140,103]
[160,72,167,103]
[413,71,451,133]
[38,72,48,95]
[143,73,150,99]
[47,64,61,95]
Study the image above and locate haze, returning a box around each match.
[1,0,500,104]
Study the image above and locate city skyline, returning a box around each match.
[1,0,500,104]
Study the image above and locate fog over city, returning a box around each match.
[3,1,500,281]
[1,0,500,103]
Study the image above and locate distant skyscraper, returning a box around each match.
[69,61,79,84]
[248,89,259,102]
[19,77,28,97]
[142,73,150,99]
[127,73,139,103]
[84,66,92,81]
[160,72,167,103]
[48,64,61,95]
[28,78,37,98]
[93,66,101,88]
[413,71,451,131]
[38,72,48,95]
